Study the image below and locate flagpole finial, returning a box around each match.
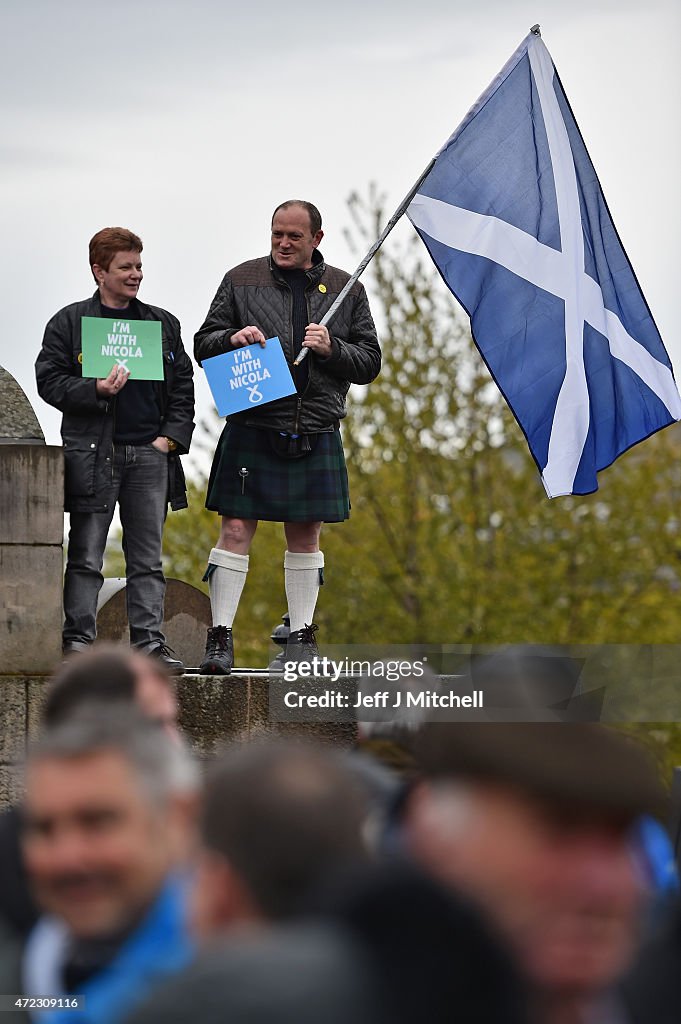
[530,24,541,35]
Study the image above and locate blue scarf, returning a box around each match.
[24,874,194,1024]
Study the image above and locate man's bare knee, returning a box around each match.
[284,522,322,553]
[218,518,258,554]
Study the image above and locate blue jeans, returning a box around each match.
[63,443,169,648]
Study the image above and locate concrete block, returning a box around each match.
[177,674,357,756]
[0,671,358,811]
[0,679,26,761]
[0,547,63,673]
[27,678,47,740]
[246,676,271,734]
[176,675,269,758]
[0,766,23,810]
[0,445,64,545]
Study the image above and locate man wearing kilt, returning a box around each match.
[194,201,381,673]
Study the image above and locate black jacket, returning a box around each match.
[35,293,195,512]
[194,253,380,433]
[622,900,681,1024]
[0,806,36,941]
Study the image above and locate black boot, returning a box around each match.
[285,623,319,663]
[62,640,92,659]
[142,641,185,675]
[200,625,234,675]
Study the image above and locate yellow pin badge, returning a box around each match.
[319,284,327,293]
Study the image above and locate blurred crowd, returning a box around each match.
[0,648,679,1024]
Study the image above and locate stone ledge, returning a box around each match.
[176,674,357,758]
[0,678,26,762]
[0,547,63,673]
[0,765,23,807]
[0,444,63,545]
[0,673,358,807]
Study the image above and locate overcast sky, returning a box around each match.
[2,0,679,476]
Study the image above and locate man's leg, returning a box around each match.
[62,508,116,651]
[118,445,175,663]
[274,521,324,665]
[209,516,256,625]
[283,521,324,631]
[200,517,257,675]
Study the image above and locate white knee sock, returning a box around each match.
[208,548,249,627]
[284,550,324,632]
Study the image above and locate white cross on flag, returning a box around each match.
[408,30,681,496]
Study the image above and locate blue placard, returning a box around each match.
[201,337,296,416]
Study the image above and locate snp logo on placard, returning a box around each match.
[230,348,270,404]
[201,337,297,417]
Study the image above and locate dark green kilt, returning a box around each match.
[205,422,350,523]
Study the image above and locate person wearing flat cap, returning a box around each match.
[403,722,666,1024]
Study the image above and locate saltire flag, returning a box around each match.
[408,30,681,497]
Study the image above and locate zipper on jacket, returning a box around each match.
[291,290,315,433]
[106,385,120,487]
[276,270,316,434]
[282,279,309,434]
[109,394,117,483]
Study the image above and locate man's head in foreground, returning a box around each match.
[22,707,198,939]
[45,646,180,740]
[192,740,368,938]
[404,723,665,1011]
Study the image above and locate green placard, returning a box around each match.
[81,317,164,381]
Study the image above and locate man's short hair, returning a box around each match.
[43,646,172,727]
[30,705,198,805]
[271,201,322,236]
[89,227,143,276]
[201,742,367,920]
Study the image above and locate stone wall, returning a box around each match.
[0,446,64,673]
[0,673,357,809]
[0,366,64,674]
[0,676,44,807]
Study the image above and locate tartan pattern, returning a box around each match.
[205,423,350,523]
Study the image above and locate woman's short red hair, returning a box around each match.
[89,227,143,279]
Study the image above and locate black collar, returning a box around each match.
[268,248,325,287]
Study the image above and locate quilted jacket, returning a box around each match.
[194,252,381,433]
[35,292,195,513]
